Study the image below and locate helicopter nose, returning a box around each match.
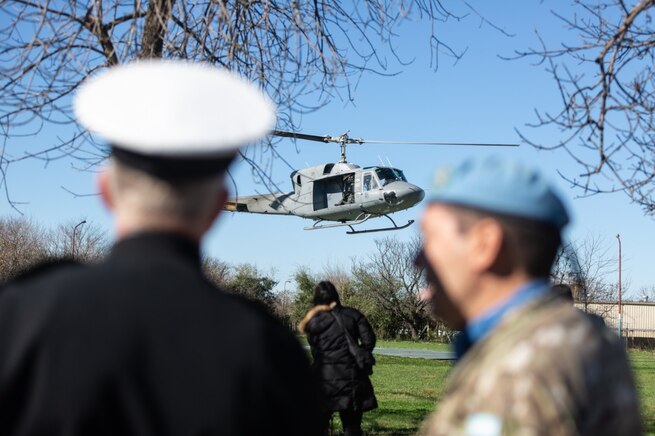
[406,185,425,206]
[384,183,425,207]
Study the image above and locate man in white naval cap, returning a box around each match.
[416,156,642,435]
[0,61,322,436]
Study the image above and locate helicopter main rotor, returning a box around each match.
[272,130,518,163]
[272,130,364,163]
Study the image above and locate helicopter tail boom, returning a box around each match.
[224,193,295,215]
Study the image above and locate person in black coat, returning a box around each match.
[0,61,322,436]
[300,281,378,436]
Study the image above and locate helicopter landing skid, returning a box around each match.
[304,213,414,235]
[346,214,414,235]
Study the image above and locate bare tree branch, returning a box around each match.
[513,0,655,214]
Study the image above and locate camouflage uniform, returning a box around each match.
[421,293,642,436]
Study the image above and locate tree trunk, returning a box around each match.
[141,0,174,58]
[407,323,418,340]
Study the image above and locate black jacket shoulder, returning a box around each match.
[3,257,79,285]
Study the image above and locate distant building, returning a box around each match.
[575,301,655,347]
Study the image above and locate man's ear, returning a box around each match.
[201,185,228,234]
[468,218,504,273]
[98,168,114,210]
[212,186,228,221]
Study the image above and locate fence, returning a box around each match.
[575,301,655,347]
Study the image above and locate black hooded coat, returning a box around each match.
[301,304,378,413]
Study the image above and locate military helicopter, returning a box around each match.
[224,130,518,234]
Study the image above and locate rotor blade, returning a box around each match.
[272,130,329,143]
[360,140,519,147]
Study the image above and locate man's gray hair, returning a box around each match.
[108,159,224,226]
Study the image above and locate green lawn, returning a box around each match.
[375,340,450,351]
[327,344,655,435]
[631,350,655,434]
[361,355,452,435]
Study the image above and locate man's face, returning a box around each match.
[420,204,476,324]
[415,250,466,330]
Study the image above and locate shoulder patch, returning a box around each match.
[464,413,502,436]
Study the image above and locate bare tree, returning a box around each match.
[46,219,110,262]
[47,219,111,263]
[202,256,231,287]
[321,262,357,302]
[513,0,655,214]
[351,235,428,339]
[0,216,110,283]
[0,216,50,283]
[636,284,655,302]
[0,0,477,208]
[552,234,624,310]
[274,287,294,316]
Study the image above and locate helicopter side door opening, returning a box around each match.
[312,173,358,210]
[339,173,355,205]
[312,176,340,210]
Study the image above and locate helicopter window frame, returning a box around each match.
[375,168,407,186]
[363,172,379,192]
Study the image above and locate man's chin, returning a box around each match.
[415,249,466,330]
[426,284,466,330]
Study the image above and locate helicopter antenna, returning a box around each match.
[386,157,393,167]
[378,155,385,166]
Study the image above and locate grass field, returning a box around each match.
[375,340,450,352]
[632,351,655,434]
[325,341,655,435]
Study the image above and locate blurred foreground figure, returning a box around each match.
[418,156,641,435]
[300,281,377,436]
[0,61,321,436]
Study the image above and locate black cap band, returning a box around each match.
[112,146,235,181]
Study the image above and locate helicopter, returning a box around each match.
[224,130,518,234]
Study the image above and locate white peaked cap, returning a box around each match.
[74,60,276,157]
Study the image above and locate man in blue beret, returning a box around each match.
[417,156,641,435]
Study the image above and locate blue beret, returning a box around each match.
[428,156,570,230]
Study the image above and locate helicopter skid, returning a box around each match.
[304,213,414,235]
[304,214,373,231]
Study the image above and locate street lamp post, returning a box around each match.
[71,220,87,259]
[616,234,622,338]
[284,280,292,293]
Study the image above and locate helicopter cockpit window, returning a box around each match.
[375,168,407,186]
[363,173,379,191]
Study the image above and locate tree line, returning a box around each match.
[0,216,443,339]
[1,216,649,340]
[0,216,108,283]
[202,234,441,340]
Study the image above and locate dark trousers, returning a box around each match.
[325,410,363,436]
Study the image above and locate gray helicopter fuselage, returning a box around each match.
[224,162,425,222]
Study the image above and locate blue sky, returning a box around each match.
[3,1,653,296]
